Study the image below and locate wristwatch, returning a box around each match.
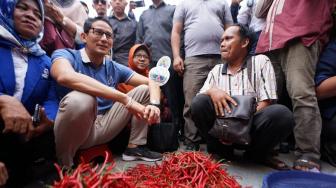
[149,102,161,108]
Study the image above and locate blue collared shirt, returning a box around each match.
[51,48,134,114]
[315,39,336,119]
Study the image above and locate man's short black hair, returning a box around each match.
[231,23,256,53]
[83,17,113,33]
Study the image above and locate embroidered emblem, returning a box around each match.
[42,68,49,79]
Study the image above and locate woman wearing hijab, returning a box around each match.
[0,0,59,186]
[117,44,172,121]
[117,44,151,93]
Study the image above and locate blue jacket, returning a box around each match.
[0,47,59,120]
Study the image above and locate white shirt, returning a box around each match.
[12,50,28,100]
[199,55,277,102]
[237,0,266,32]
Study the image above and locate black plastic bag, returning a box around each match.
[147,122,179,153]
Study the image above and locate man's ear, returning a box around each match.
[80,32,87,43]
[241,38,250,49]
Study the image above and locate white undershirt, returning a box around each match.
[12,50,28,100]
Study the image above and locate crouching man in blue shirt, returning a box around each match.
[51,17,162,167]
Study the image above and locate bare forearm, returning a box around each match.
[127,74,161,104]
[59,17,78,38]
[55,71,129,105]
[171,22,183,58]
[171,31,181,58]
[148,80,161,104]
[316,76,336,100]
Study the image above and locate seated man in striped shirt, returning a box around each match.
[191,24,294,170]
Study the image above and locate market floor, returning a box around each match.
[112,144,336,188]
[25,143,336,188]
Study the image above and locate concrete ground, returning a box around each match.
[111,144,336,188]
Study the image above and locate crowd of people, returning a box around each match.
[0,0,335,186]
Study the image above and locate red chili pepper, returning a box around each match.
[52,151,241,188]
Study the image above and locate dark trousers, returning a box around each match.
[151,60,185,128]
[0,122,55,187]
[322,115,336,143]
[321,116,336,166]
[191,94,294,159]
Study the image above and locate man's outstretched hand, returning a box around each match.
[206,88,237,116]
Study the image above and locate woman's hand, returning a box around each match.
[26,107,53,140]
[44,0,64,25]
[0,95,33,135]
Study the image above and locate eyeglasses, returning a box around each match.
[90,28,113,40]
[93,0,107,5]
[134,54,149,59]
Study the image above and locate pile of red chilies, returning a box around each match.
[52,151,241,188]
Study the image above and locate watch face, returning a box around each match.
[156,56,171,69]
[149,66,170,86]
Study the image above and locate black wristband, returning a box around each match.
[149,103,161,108]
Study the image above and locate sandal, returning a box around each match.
[293,156,321,172]
[262,156,291,171]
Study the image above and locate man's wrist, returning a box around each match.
[149,100,161,108]
[124,96,133,109]
[149,103,161,108]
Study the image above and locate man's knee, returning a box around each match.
[59,91,96,114]
[191,94,212,118]
[265,104,294,131]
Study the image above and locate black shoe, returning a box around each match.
[185,141,200,151]
[122,146,163,162]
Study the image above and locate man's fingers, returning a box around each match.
[143,107,150,119]
[226,96,237,106]
[213,102,219,116]
[148,108,155,120]
[217,101,225,116]
[223,101,231,113]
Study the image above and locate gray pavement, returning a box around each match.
[112,144,336,188]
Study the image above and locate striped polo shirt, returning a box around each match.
[199,54,277,102]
